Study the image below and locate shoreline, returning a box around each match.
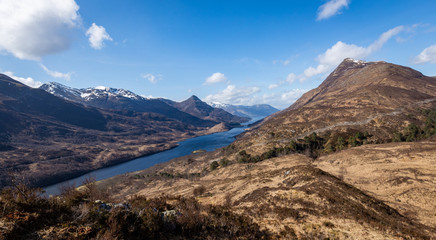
[39,143,179,190]
[41,124,247,193]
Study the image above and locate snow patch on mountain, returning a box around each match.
[40,82,142,101]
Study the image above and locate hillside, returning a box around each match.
[98,141,435,239]
[0,75,221,189]
[234,58,436,155]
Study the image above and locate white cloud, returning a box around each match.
[204,85,260,105]
[367,26,405,53]
[86,23,112,50]
[40,64,72,81]
[0,0,80,60]
[302,26,404,79]
[268,84,279,90]
[205,84,307,109]
[141,73,162,84]
[204,72,228,85]
[286,73,297,84]
[256,89,307,109]
[413,44,436,64]
[317,0,350,21]
[2,71,42,88]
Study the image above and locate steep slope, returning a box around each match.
[209,103,279,118]
[0,75,215,189]
[169,95,249,124]
[235,58,436,154]
[40,83,215,127]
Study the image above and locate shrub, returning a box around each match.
[336,137,345,150]
[193,185,206,197]
[210,161,219,171]
[219,158,230,167]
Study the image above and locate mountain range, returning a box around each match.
[160,95,250,124]
[39,82,245,127]
[209,102,279,119]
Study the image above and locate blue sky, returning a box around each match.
[1,0,436,109]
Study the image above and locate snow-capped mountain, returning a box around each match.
[41,82,141,102]
[40,82,216,127]
[208,102,279,119]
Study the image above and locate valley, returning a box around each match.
[2,1,436,239]
[0,74,252,189]
[1,59,436,239]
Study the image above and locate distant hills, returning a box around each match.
[161,95,250,124]
[209,102,279,119]
[40,83,250,125]
[40,82,217,127]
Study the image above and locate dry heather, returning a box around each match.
[99,146,435,239]
[316,140,436,228]
[0,180,272,239]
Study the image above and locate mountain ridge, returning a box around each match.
[40,82,217,127]
[40,83,249,126]
[159,95,250,124]
[208,102,279,118]
[175,95,249,124]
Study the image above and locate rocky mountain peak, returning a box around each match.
[188,95,201,101]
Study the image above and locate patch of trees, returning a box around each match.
[392,109,436,142]
[155,171,201,179]
[237,131,370,163]
[235,110,436,166]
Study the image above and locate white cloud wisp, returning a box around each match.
[302,26,404,79]
[317,0,350,21]
[141,73,162,84]
[40,64,72,81]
